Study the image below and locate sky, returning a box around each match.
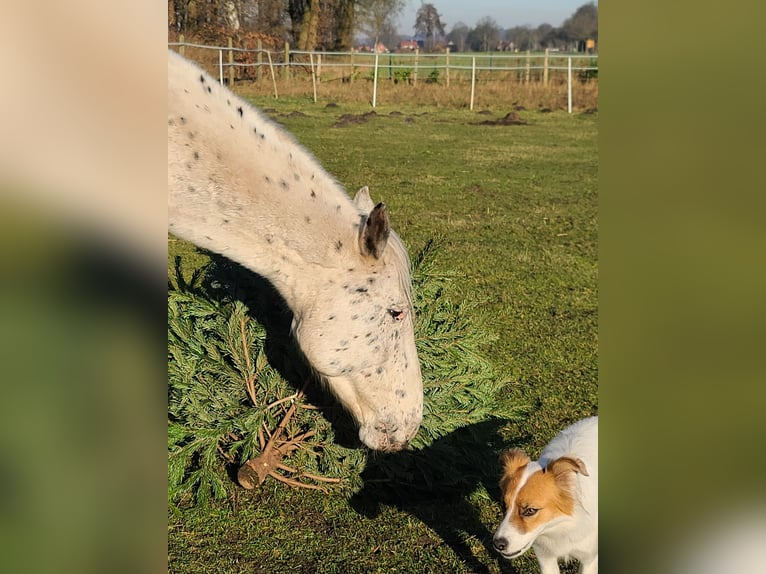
[394,0,594,34]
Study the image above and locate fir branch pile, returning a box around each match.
[168,239,524,508]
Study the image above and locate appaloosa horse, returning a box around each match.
[167,50,422,451]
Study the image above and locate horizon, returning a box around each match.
[393,0,595,37]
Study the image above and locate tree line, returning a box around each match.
[168,0,597,53]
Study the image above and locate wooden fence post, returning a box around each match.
[349,51,355,84]
[445,47,450,87]
[228,37,235,86]
[309,52,317,103]
[413,48,419,86]
[284,42,290,79]
[179,34,185,57]
[316,53,322,82]
[525,49,531,84]
[257,39,263,82]
[543,48,549,85]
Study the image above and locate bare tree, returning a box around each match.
[467,16,500,52]
[446,21,470,52]
[562,2,598,44]
[356,0,405,50]
[413,2,446,51]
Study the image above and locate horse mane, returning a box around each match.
[386,229,413,311]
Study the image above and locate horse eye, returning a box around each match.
[387,308,406,321]
[521,507,538,517]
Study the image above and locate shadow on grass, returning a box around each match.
[172,252,363,448]
[350,419,520,574]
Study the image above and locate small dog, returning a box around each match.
[493,416,598,574]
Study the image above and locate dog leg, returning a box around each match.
[536,554,561,574]
[579,556,598,574]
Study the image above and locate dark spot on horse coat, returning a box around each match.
[335,241,343,251]
[264,176,271,183]
[168,118,175,126]
[199,74,205,83]
[305,216,311,223]
[376,367,383,375]
[222,219,229,224]
[310,190,316,198]
[280,179,289,190]
[188,131,195,139]
[193,151,200,160]
[328,315,336,320]
[260,133,265,140]
[253,127,257,134]
[207,86,212,93]
[180,116,187,124]
[230,124,235,129]
[294,173,300,182]
[396,390,406,398]
[237,106,243,117]
[188,185,196,193]
[355,287,368,293]
[351,314,359,320]
[227,99,231,106]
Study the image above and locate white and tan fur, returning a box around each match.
[167,50,423,451]
[493,416,598,574]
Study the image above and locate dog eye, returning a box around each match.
[521,507,538,517]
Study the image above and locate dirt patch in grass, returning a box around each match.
[332,110,378,127]
[472,111,528,126]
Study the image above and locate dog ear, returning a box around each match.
[499,449,530,508]
[547,456,589,479]
[499,449,530,485]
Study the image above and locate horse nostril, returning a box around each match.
[493,537,507,552]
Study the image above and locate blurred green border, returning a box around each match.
[602,2,766,572]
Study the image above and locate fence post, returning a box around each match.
[179,34,185,57]
[228,37,235,86]
[284,42,290,79]
[567,56,572,114]
[525,49,531,84]
[413,48,419,86]
[316,53,322,82]
[256,39,263,82]
[470,56,476,111]
[445,47,450,87]
[218,49,223,85]
[372,52,379,108]
[266,50,278,98]
[543,48,549,85]
[309,52,317,103]
[349,51,355,84]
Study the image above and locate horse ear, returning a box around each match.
[353,186,375,212]
[359,202,390,259]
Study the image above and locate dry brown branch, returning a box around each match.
[237,380,339,492]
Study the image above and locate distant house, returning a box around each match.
[355,42,389,54]
[398,40,418,51]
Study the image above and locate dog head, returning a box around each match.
[492,447,589,560]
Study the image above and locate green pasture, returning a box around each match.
[168,99,597,574]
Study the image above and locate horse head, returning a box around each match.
[291,187,423,451]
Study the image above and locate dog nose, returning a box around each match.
[493,536,508,552]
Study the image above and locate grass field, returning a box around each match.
[168,98,597,573]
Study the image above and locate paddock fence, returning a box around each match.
[168,39,598,113]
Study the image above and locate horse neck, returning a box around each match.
[167,51,363,312]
